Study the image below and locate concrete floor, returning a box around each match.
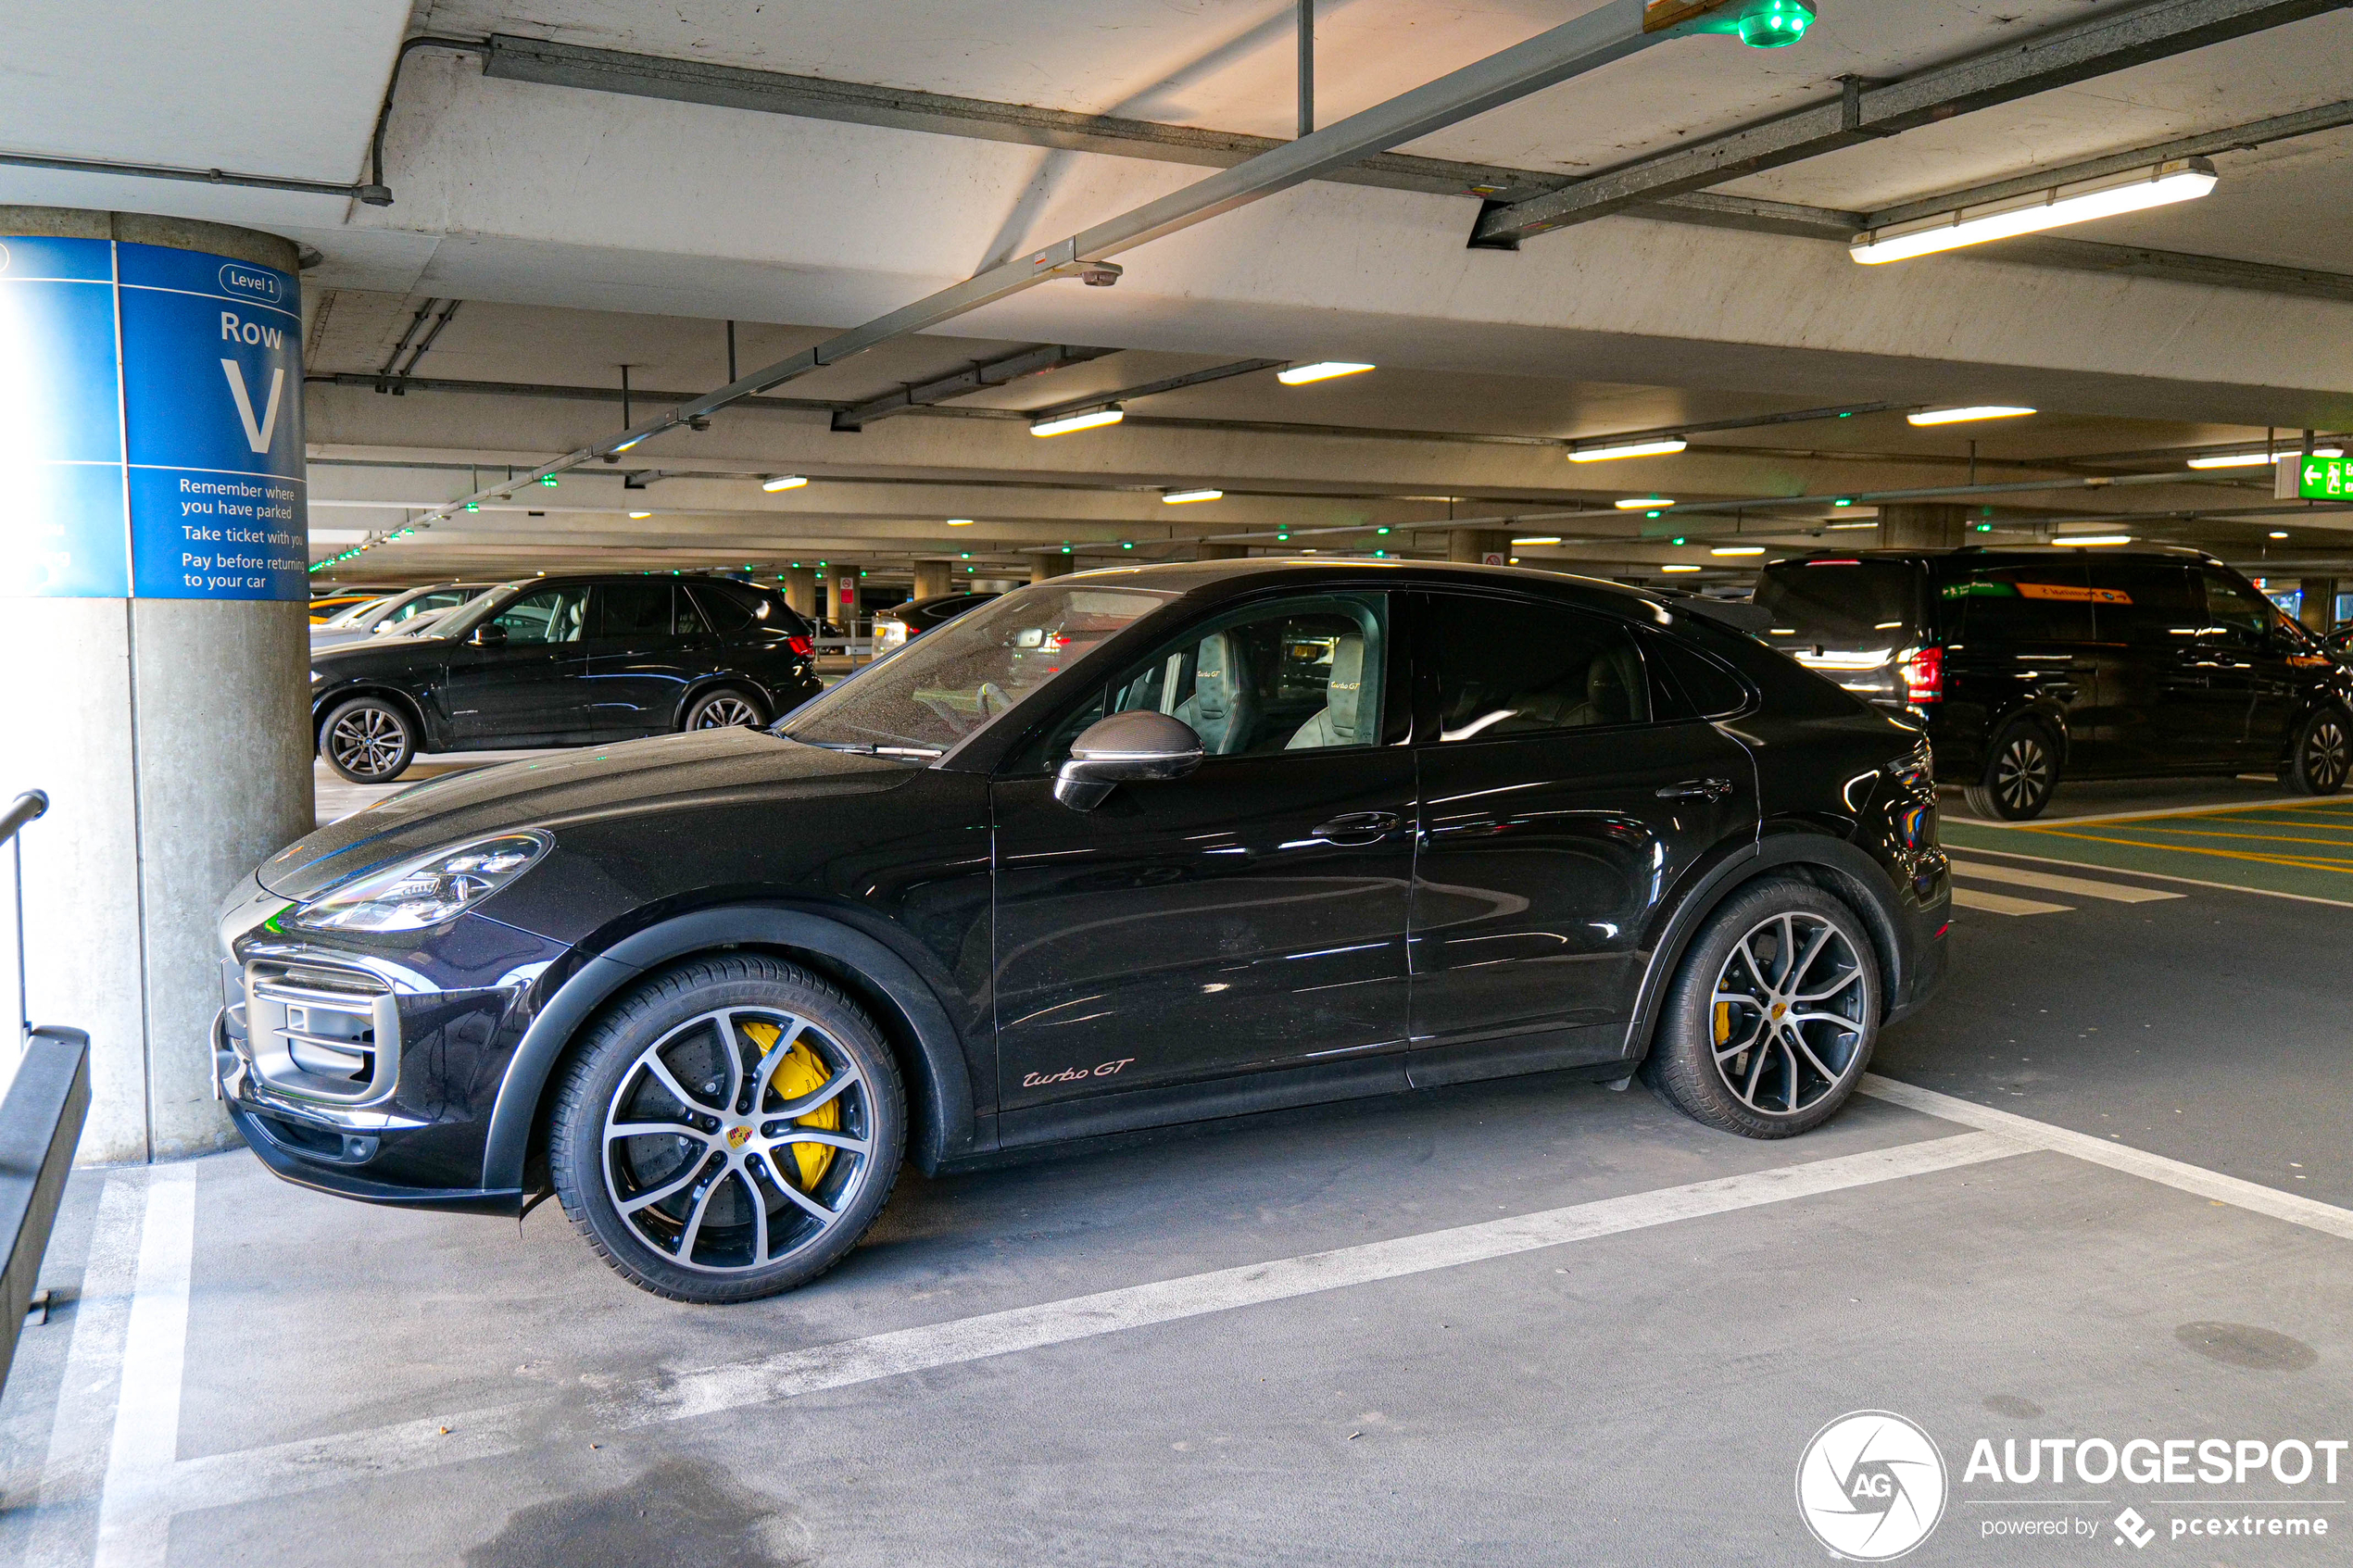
[9,787,2351,1565]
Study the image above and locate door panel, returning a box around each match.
[1938,558,2100,768]
[1405,591,1758,1085]
[2197,567,2298,761]
[990,591,1411,1111]
[2082,561,2204,772]
[442,584,591,744]
[582,582,690,735]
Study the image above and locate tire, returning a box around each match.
[684,685,768,731]
[318,696,417,784]
[1640,877,1881,1139]
[2282,707,2352,796]
[1962,721,2058,821]
[548,955,906,1303]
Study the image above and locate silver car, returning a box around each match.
[309,583,493,649]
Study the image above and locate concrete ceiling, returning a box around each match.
[8,1,2353,590]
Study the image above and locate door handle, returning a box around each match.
[1313,810,1401,844]
[1656,778,1734,803]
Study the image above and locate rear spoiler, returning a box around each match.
[1651,588,1775,636]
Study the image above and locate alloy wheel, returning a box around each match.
[694,696,761,729]
[2305,717,2349,790]
[601,1006,876,1273]
[327,707,406,779]
[1706,912,1869,1117]
[1993,734,2051,815]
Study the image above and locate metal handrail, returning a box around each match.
[6,792,48,1049]
[0,789,89,1402]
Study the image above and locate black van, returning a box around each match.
[1753,547,2353,819]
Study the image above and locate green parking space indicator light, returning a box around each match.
[1377,527,1390,535]
[1974,522,1994,533]
[463,501,480,512]
[1062,546,1073,554]
[1682,0,1816,48]
[1835,497,1856,507]
[539,474,558,487]
[1671,536,1687,546]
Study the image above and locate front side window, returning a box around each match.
[491,586,588,645]
[1027,595,1388,770]
[1425,594,1651,742]
[780,582,1174,757]
[2201,567,2284,647]
[388,589,470,624]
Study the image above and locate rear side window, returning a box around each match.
[1424,594,1651,741]
[1755,560,1924,651]
[2201,566,2284,648]
[1646,633,1752,719]
[1944,560,2095,643]
[686,582,756,634]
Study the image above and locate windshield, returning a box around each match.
[1755,560,1924,648]
[779,582,1175,756]
[434,583,526,638]
[321,595,394,630]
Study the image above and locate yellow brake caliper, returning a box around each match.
[741,1020,839,1188]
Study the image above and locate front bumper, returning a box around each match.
[215,878,572,1213]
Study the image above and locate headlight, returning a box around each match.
[291,832,550,933]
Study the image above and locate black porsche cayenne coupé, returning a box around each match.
[217,560,1949,1301]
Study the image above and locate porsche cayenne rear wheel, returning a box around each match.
[548,956,905,1302]
[1642,878,1880,1139]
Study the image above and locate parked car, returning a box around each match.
[308,590,388,623]
[872,591,1001,652]
[223,558,1948,1301]
[311,583,495,649]
[308,574,821,783]
[1754,546,2353,819]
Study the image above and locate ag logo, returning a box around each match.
[1796,1411,1946,1561]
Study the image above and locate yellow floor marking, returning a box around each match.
[2013,827,2353,875]
[2117,824,2353,853]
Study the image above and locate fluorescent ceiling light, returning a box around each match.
[1569,437,1687,463]
[2188,446,2341,470]
[627,510,651,520]
[1824,521,1881,531]
[2270,531,2291,539]
[1615,496,1673,510]
[1512,535,1563,546]
[946,518,975,527]
[1277,362,1375,385]
[761,474,809,492]
[1851,158,2218,266]
[1711,546,1766,557]
[1660,563,1704,573]
[1162,488,1224,505]
[2053,533,2133,546]
[1031,406,1124,436]
[1908,406,2035,427]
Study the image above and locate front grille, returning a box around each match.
[243,959,401,1105]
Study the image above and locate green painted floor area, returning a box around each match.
[1943,797,2353,904]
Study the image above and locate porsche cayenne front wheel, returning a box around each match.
[548,955,906,1302]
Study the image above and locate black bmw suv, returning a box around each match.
[220,560,1948,1301]
[1755,546,2353,819]
[309,574,823,783]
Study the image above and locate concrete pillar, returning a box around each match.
[825,570,860,625]
[1195,543,1250,560]
[1031,553,1076,583]
[1878,504,1967,549]
[778,566,817,618]
[912,560,952,599]
[2299,578,2338,633]
[0,207,312,1163]
[1449,529,1514,565]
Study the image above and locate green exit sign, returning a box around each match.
[2298,457,2353,500]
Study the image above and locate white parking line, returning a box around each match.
[139,1133,2023,1518]
[1948,859,2183,904]
[1858,1075,2353,1243]
[1940,843,2353,911]
[21,1178,146,1568]
[1949,885,2071,917]
[90,1172,195,1568]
